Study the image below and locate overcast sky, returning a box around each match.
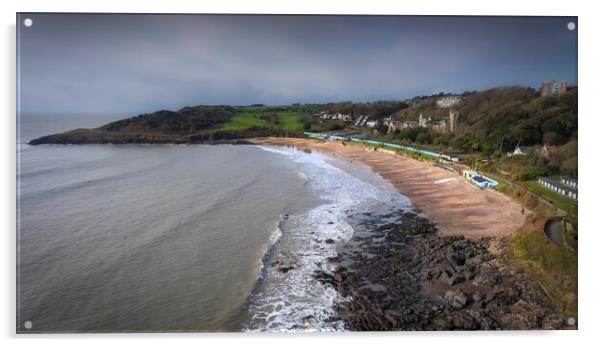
[18,14,577,115]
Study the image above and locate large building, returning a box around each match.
[387,120,417,133]
[417,110,461,134]
[430,118,448,134]
[436,96,463,108]
[540,80,568,97]
[448,110,460,133]
[418,113,431,127]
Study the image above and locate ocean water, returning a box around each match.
[17,115,411,332]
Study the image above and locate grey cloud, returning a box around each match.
[18,14,577,115]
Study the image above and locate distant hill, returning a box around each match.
[385,86,578,177]
[456,86,577,148]
[99,105,235,133]
[28,105,308,145]
[392,86,577,152]
[29,85,577,152]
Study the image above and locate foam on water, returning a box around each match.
[245,145,411,331]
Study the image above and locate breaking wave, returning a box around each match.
[244,145,411,331]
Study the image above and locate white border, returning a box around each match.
[2,0,600,346]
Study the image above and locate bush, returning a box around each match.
[516,166,548,181]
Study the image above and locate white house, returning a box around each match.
[436,96,463,108]
[463,170,498,189]
[510,145,535,156]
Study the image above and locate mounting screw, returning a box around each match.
[567,22,576,31]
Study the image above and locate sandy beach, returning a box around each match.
[251,137,526,239]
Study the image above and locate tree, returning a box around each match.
[375,120,388,134]
[416,132,432,144]
[542,131,565,145]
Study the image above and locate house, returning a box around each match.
[402,120,418,129]
[537,176,578,200]
[511,145,536,156]
[356,115,376,127]
[538,144,557,159]
[463,170,498,189]
[440,153,460,162]
[334,113,352,122]
[561,176,578,188]
[430,118,448,134]
[540,80,568,97]
[334,113,346,120]
[354,115,366,126]
[387,121,402,133]
[366,120,377,128]
[388,120,418,133]
[417,111,459,134]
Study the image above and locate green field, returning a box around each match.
[218,113,270,131]
[218,110,307,132]
[275,111,306,132]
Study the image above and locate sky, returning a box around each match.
[17,14,578,116]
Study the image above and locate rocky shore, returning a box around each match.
[313,209,573,330]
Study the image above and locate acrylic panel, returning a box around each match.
[16,13,578,333]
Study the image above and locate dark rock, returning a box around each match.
[453,250,466,266]
[448,274,466,286]
[445,289,470,309]
[314,208,567,331]
[324,239,335,244]
[472,291,483,303]
[278,266,294,273]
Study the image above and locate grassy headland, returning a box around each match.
[29,105,313,145]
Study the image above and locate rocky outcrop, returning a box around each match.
[313,210,573,330]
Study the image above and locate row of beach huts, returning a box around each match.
[537,176,578,200]
[303,131,461,161]
[304,131,500,190]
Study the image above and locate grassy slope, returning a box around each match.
[523,180,578,216]
[495,182,577,316]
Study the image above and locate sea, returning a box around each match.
[17,114,411,332]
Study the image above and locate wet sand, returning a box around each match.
[250,137,526,239]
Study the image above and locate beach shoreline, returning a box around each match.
[249,137,526,239]
[247,138,570,330]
